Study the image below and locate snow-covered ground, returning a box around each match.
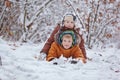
[0,39,120,80]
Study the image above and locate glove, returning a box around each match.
[51,58,58,65]
[38,52,46,60]
[71,60,78,64]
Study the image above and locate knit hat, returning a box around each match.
[62,14,76,24]
[58,30,77,46]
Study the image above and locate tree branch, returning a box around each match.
[67,0,85,29]
[27,0,54,27]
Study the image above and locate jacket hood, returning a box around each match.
[55,30,81,46]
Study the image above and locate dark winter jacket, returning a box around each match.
[40,24,87,59]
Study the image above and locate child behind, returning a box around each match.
[46,30,86,63]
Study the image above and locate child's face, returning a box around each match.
[64,20,75,29]
[62,36,73,49]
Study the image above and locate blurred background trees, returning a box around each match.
[0,0,120,49]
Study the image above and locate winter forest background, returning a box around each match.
[0,0,120,49]
[0,0,120,80]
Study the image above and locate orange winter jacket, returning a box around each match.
[46,42,84,61]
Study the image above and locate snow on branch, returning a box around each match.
[67,0,85,29]
[32,0,54,22]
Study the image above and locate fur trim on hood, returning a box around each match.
[55,30,81,46]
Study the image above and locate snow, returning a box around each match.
[0,39,120,80]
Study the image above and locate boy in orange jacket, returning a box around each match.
[46,30,86,63]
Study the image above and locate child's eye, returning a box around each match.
[67,21,69,23]
[71,22,74,24]
[68,41,71,43]
[63,40,66,42]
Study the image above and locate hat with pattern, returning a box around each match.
[58,30,77,46]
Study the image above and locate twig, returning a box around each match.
[27,0,54,30]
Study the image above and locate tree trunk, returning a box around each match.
[0,56,2,66]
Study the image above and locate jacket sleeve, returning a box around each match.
[79,34,87,59]
[40,24,60,54]
[75,28,87,59]
[46,42,58,61]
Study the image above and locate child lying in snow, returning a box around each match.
[46,30,86,64]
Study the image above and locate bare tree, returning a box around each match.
[66,0,119,49]
[0,0,119,49]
